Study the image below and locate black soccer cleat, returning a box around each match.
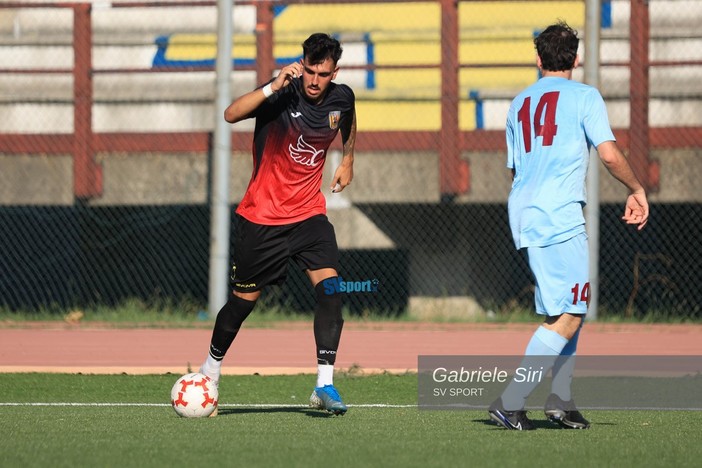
[488,398,536,431]
[544,393,590,429]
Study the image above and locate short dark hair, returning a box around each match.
[534,21,579,72]
[302,33,343,65]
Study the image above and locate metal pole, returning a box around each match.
[584,0,601,320]
[208,0,233,316]
[439,0,464,199]
[629,0,652,189]
[73,3,102,199]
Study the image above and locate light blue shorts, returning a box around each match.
[526,232,589,316]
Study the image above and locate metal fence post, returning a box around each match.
[208,0,234,316]
[73,2,102,199]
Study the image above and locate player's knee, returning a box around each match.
[314,279,342,320]
[215,293,257,332]
[233,289,261,302]
[545,313,583,340]
[568,312,584,327]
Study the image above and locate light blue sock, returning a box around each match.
[551,327,581,401]
[525,326,569,355]
[502,326,569,410]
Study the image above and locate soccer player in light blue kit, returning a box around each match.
[488,21,649,430]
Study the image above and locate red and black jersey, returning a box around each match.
[236,78,355,225]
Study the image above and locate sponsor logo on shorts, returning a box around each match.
[235,282,257,289]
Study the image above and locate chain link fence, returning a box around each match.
[1,0,700,319]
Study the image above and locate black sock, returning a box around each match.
[313,280,344,365]
[208,294,256,360]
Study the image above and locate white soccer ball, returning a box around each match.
[170,372,218,418]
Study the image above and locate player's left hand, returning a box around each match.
[622,191,649,230]
[330,162,353,193]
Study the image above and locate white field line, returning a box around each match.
[2,403,700,411]
[0,402,416,408]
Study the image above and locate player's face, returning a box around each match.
[300,58,338,104]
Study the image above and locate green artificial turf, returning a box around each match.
[1,373,701,468]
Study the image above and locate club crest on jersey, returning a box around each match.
[328,111,341,130]
[289,135,325,167]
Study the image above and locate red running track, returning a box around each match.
[1,322,701,375]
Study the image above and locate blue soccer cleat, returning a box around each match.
[309,384,347,415]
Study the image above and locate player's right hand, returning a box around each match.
[273,62,303,92]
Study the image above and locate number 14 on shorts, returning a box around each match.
[571,282,590,305]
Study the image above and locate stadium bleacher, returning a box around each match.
[0,0,701,133]
[151,1,583,131]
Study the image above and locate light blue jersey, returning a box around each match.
[506,77,615,249]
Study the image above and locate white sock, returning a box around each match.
[316,364,334,387]
[199,356,222,383]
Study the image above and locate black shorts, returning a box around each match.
[230,214,340,292]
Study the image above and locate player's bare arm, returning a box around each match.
[330,110,356,193]
[597,140,650,230]
[224,62,304,123]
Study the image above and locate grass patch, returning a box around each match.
[1,373,701,468]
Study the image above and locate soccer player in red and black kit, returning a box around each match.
[198,33,356,415]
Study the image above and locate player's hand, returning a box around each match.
[271,62,303,92]
[622,191,649,230]
[330,161,353,193]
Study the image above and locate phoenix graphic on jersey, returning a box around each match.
[289,135,325,167]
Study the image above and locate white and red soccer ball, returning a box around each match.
[170,372,218,418]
